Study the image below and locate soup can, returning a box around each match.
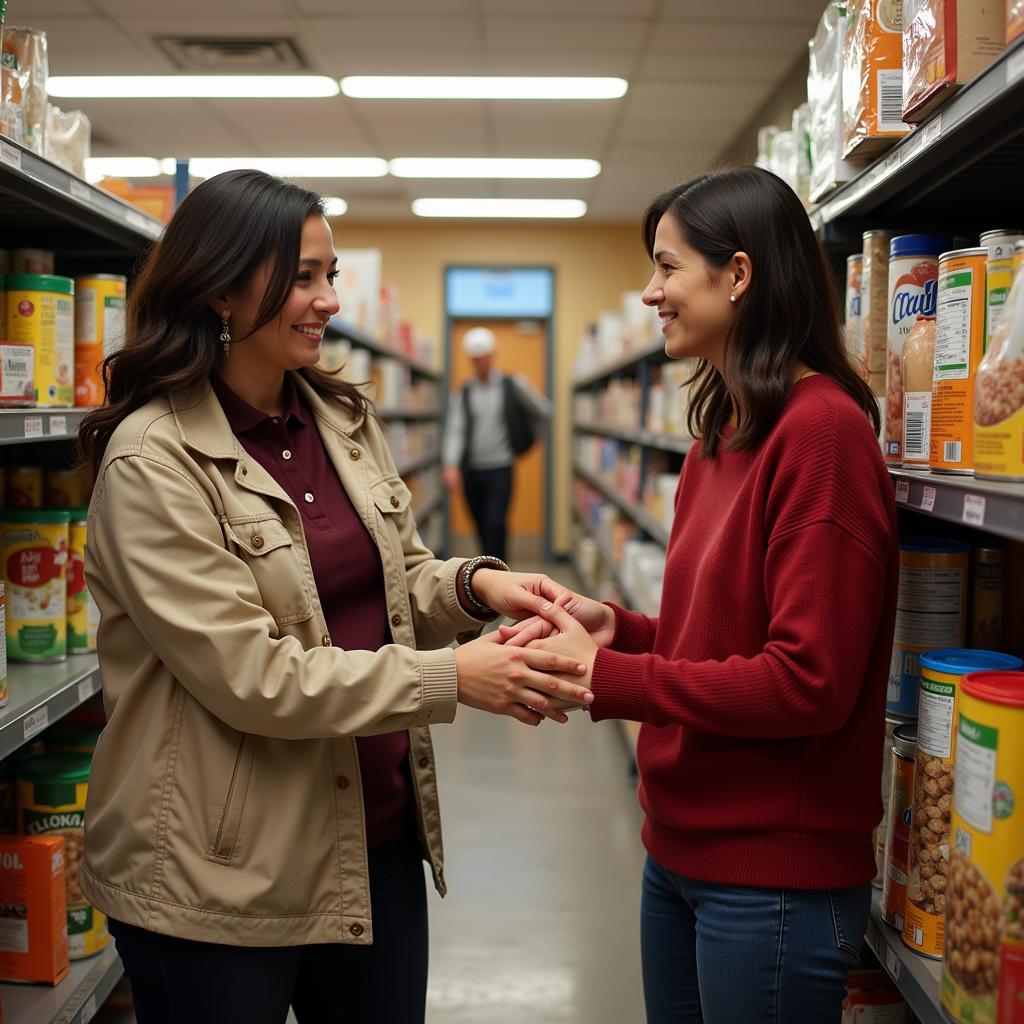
[6,274,74,407]
[942,671,1024,1024]
[981,230,1024,351]
[931,248,988,474]
[44,468,91,510]
[0,337,36,407]
[67,511,97,654]
[889,539,970,717]
[882,723,917,928]
[16,752,109,960]
[885,235,947,465]
[903,650,1023,960]
[902,316,936,470]
[0,509,70,662]
[6,466,43,509]
[11,250,55,276]
[74,275,125,408]
[876,714,908,887]
[846,255,866,378]
[971,546,1006,650]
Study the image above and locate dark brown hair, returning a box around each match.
[79,169,372,475]
[642,167,879,458]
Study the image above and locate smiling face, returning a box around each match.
[224,213,340,374]
[641,212,742,369]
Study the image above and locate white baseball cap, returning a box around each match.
[463,327,497,357]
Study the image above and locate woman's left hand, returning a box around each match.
[524,601,600,690]
[469,569,571,621]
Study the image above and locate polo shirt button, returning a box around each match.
[350,449,361,460]
[335,775,349,790]
[418,756,430,769]
[391,614,401,627]
[282,450,292,461]
[321,634,331,647]
[390,495,400,508]
[349,923,364,937]
[304,492,314,503]
[251,535,265,550]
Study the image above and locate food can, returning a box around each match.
[0,509,70,662]
[11,250,55,276]
[45,723,103,756]
[74,275,125,408]
[863,230,892,398]
[16,752,109,960]
[6,274,74,407]
[846,255,866,379]
[930,248,988,474]
[888,539,970,717]
[876,714,908,887]
[67,510,97,654]
[903,650,1023,960]
[942,671,1024,1024]
[6,465,43,509]
[882,723,917,928]
[44,467,91,509]
[0,335,35,407]
[901,316,936,470]
[981,230,1024,352]
[971,546,1006,650]
[0,272,5,337]
[885,235,946,464]
[0,581,6,711]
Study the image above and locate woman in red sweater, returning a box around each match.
[508,167,898,1021]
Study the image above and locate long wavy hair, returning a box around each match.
[642,167,879,458]
[79,169,372,475]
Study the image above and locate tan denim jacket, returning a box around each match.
[79,373,484,947]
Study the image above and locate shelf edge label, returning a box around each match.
[70,179,91,203]
[23,706,49,741]
[1009,48,1024,85]
[962,494,986,526]
[921,485,937,512]
[78,675,98,704]
[894,479,910,503]
[0,140,22,171]
[50,414,68,436]
[23,415,43,438]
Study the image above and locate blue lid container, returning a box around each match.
[920,649,1023,675]
[890,235,953,260]
[899,538,970,554]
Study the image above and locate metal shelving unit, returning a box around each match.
[396,450,441,479]
[0,409,91,446]
[413,493,443,522]
[575,420,693,456]
[326,317,441,381]
[379,408,441,422]
[573,461,669,548]
[573,337,665,390]
[573,510,642,610]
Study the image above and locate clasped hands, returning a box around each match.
[452,569,616,727]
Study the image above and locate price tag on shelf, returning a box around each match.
[70,179,91,203]
[78,675,98,704]
[50,414,68,436]
[23,415,43,438]
[81,994,98,1024]
[883,944,903,980]
[23,706,49,741]
[963,494,987,526]
[1008,48,1024,85]
[0,140,22,171]
[895,480,910,503]
[921,485,937,512]
[923,112,943,146]
[883,149,901,178]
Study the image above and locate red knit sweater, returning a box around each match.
[590,375,898,889]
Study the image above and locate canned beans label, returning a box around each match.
[2,525,68,661]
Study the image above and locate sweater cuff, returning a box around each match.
[608,603,654,654]
[418,648,459,724]
[590,648,647,723]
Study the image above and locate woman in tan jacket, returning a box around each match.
[77,169,591,1024]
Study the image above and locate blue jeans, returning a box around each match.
[462,465,514,562]
[641,855,870,1024]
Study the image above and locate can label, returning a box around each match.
[1,523,68,661]
[67,522,97,653]
[8,288,74,407]
[74,277,125,408]
[0,343,34,406]
[846,257,866,378]
[0,585,7,710]
[883,752,915,927]
[971,550,1005,650]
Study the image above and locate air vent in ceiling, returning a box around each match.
[155,37,308,71]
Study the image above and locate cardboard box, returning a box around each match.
[903,0,1007,123]
[0,835,69,985]
[1010,0,1024,44]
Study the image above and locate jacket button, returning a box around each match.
[391,614,401,627]
[418,756,430,769]
[241,466,248,476]
[321,634,331,647]
[350,449,361,460]
[349,923,364,937]
[251,535,264,550]
[390,495,400,508]
[335,776,349,790]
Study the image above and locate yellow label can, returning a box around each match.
[67,514,97,653]
[6,274,74,407]
[942,671,1024,1024]
[74,275,125,408]
[6,466,43,509]
[44,467,92,509]
[981,231,1024,353]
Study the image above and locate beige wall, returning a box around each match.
[331,221,651,555]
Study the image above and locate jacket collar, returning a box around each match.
[172,371,365,460]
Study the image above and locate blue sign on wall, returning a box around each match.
[445,267,553,318]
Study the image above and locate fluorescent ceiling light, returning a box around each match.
[322,197,348,217]
[341,76,628,100]
[412,198,587,219]
[187,157,387,179]
[390,158,600,179]
[84,157,167,183]
[47,75,340,99]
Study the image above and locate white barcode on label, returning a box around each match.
[904,412,927,458]
[921,485,937,512]
[943,440,963,464]
[877,69,908,133]
[23,416,43,438]
[0,140,21,170]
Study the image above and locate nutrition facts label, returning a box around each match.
[895,567,965,646]
[934,269,973,381]
[918,679,955,758]
[955,714,998,834]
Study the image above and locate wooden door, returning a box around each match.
[448,319,548,562]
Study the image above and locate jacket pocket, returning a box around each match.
[223,515,314,625]
[370,476,413,520]
[207,734,255,864]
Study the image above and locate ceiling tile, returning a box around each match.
[648,19,811,56]
[661,0,822,21]
[92,0,290,14]
[483,51,633,76]
[626,79,772,114]
[485,18,646,53]
[358,101,489,156]
[11,0,93,13]
[320,51,484,76]
[638,50,796,84]
[306,16,477,53]
[482,0,655,12]
[342,197,418,221]
[296,0,475,10]
[491,102,619,153]
[16,15,144,75]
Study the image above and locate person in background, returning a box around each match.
[443,326,552,562]
[76,170,592,1024]
[503,167,898,1023]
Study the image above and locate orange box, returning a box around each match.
[0,835,69,985]
[843,0,909,158]
[1010,0,1024,44]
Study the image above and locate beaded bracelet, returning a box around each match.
[462,555,511,613]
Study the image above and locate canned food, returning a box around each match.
[6,274,74,407]
[889,539,970,717]
[74,275,125,408]
[863,231,892,398]
[981,230,1024,351]
[930,248,988,474]
[11,250,55,276]
[846,255,866,379]
[901,316,936,470]
[0,337,35,407]
[883,723,917,929]
[6,466,43,509]
[971,546,1006,650]
[0,272,5,338]
[0,509,70,662]
[44,467,91,509]
[67,510,97,654]
[942,671,1024,1024]
[0,581,6,711]
[876,714,909,887]
[903,650,1022,960]
[16,752,109,960]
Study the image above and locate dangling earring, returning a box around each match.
[220,311,232,356]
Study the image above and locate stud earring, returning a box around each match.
[730,294,737,303]
[220,311,232,355]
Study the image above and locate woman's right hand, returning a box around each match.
[499,591,617,650]
[454,631,594,727]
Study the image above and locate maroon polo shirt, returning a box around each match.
[213,374,413,848]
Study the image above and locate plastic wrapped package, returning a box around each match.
[1011,0,1024,44]
[791,103,813,207]
[862,230,893,396]
[756,124,779,170]
[842,0,908,157]
[902,0,1006,123]
[44,105,90,178]
[808,2,860,203]
[0,26,47,154]
[767,129,798,193]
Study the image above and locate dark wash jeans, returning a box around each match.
[462,465,514,562]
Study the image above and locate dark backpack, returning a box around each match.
[461,376,537,464]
